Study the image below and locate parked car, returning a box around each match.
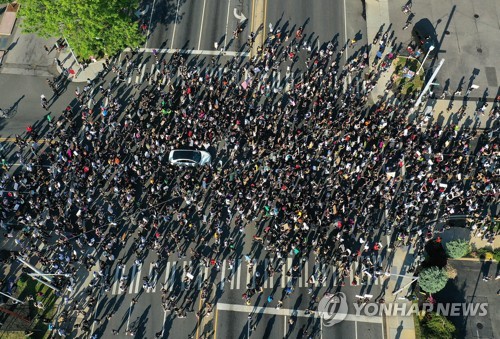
[168,149,211,166]
[412,19,438,55]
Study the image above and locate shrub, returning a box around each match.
[444,239,470,258]
[419,266,449,294]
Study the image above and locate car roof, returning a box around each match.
[171,150,200,160]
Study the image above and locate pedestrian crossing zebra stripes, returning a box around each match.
[108,258,384,295]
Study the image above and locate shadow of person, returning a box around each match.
[395,320,404,339]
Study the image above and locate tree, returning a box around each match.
[18,0,145,59]
[419,267,449,294]
[444,239,469,258]
[421,312,456,339]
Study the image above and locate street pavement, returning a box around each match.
[0,1,498,339]
[435,259,500,339]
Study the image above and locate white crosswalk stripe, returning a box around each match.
[110,258,383,294]
[134,264,142,293]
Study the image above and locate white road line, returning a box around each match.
[216,303,383,323]
[170,0,181,50]
[343,0,348,62]
[134,264,142,294]
[220,260,226,290]
[301,263,308,288]
[112,265,120,294]
[355,319,358,339]
[146,263,154,293]
[127,74,132,84]
[169,262,177,292]
[139,64,146,83]
[224,0,231,50]
[236,261,242,289]
[263,259,268,288]
[145,0,158,49]
[204,266,209,287]
[322,263,328,287]
[284,315,287,337]
[246,264,252,287]
[149,64,155,85]
[349,262,355,284]
[128,265,137,294]
[125,47,250,57]
[181,261,189,290]
[231,261,236,289]
[165,262,171,288]
[151,265,158,292]
[332,265,337,286]
[286,258,293,286]
[198,0,207,50]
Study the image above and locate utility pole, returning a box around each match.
[416,45,435,75]
[414,58,445,109]
[0,291,25,304]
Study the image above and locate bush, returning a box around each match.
[420,312,456,339]
[419,266,449,294]
[444,239,470,258]
[444,264,457,279]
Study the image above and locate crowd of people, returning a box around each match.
[0,22,498,338]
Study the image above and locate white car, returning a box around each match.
[168,149,211,166]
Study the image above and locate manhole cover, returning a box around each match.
[477,48,483,53]
[474,14,479,18]
[445,31,450,35]
[477,323,484,330]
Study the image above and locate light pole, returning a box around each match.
[414,58,445,109]
[416,45,435,75]
[58,23,80,69]
[0,291,25,304]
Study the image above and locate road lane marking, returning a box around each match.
[165,261,171,289]
[169,261,177,292]
[128,265,137,294]
[216,303,383,323]
[125,47,250,57]
[170,0,181,50]
[112,265,120,294]
[224,0,231,50]
[343,0,348,62]
[139,63,146,83]
[220,260,226,290]
[198,0,207,50]
[286,258,292,286]
[145,0,158,49]
[214,308,219,339]
[236,260,242,289]
[300,262,308,288]
[134,264,142,294]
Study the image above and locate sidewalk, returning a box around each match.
[384,246,417,339]
[54,48,104,83]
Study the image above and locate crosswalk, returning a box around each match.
[109,258,384,295]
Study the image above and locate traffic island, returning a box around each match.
[0,275,59,338]
[392,57,425,96]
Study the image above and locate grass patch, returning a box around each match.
[393,56,425,95]
[1,275,60,339]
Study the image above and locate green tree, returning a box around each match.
[419,266,449,294]
[444,239,470,258]
[421,312,456,339]
[18,0,144,59]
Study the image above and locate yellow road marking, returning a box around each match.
[196,290,203,339]
[214,308,218,339]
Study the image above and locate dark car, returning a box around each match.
[412,19,438,55]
